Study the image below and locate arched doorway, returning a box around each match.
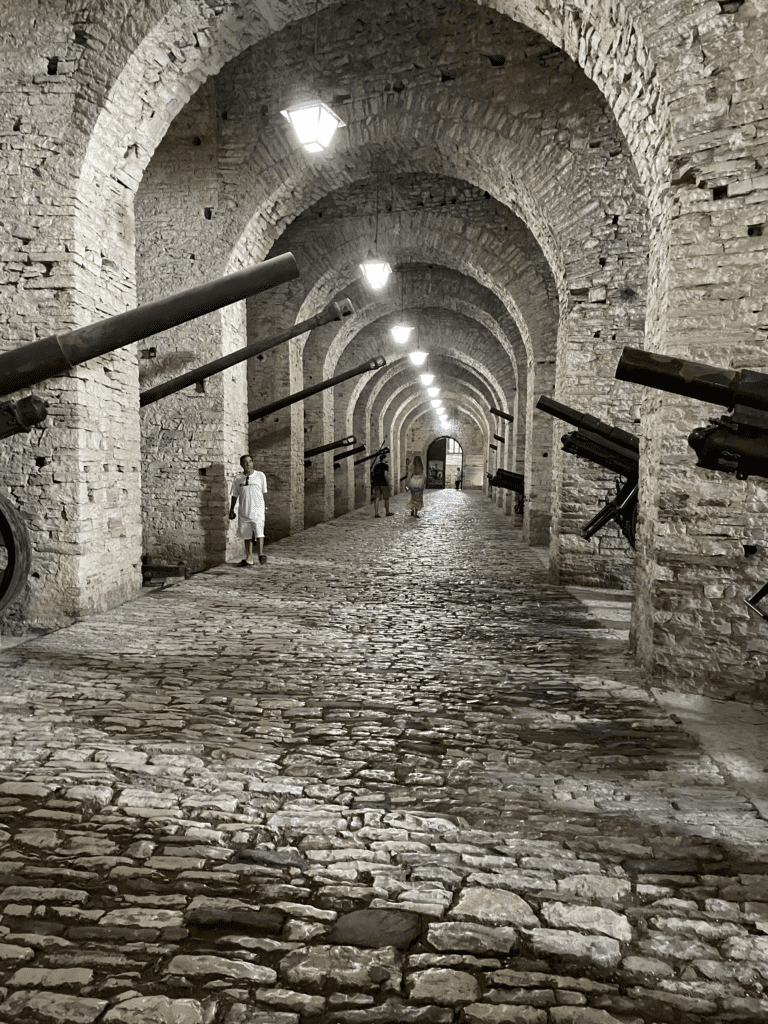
[426,436,463,489]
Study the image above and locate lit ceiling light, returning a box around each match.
[430,399,442,409]
[390,324,412,345]
[427,386,440,397]
[360,258,392,290]
[409,350,427,367]
[419,373,434,386]
[280,101,346,153]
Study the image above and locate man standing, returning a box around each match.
[229,454,268,565]
[455,467,463,490]
[370,453,394,518]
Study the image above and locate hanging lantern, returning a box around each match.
[281,101,346,153]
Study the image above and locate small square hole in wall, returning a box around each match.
[199,468,207,477]
[713,185,728,200]
[748,223,764,237]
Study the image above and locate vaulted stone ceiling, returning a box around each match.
[132,0,648,448]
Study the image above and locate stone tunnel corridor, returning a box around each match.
[0,491,767,1024]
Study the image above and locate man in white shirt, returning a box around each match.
[229,454,268,566]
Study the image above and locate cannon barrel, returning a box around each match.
[355,447,389,466]
[140,295,352,408]
[489,468,525,493]
[615,346,768,411]
[0,253,300,399]
[249,357,386,422]
[489,406,514,423]
[334,444,366,462]
[304,435,356,458]
[537,395,639,452]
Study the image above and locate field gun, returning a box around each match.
[616,346,768,618]
[537,395,639,548]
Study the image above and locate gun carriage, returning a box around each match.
[616,346,768,618]
[537,395,640,548]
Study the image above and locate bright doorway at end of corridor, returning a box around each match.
[427,436,463,489]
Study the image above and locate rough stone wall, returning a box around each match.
[620,2,768,695]
[0,3,145,630]
[134,80,256,570]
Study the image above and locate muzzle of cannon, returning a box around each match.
[249,357,386,422]
[489,468,525,493]
[140,296,352,408]
[0,253,300,399]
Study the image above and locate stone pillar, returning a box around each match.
[248,337,303,541]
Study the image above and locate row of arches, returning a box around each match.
[0,0,766,694]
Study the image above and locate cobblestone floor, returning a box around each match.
[1,490,767,1024]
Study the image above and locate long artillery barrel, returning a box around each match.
[249,357,386,422]
[304,435,356,458]
[334,445,366,462]
[140,296,353,408]
[616,346,768,411]
[537,395,639,452]
[490,406,514,423]
[0,253,300,399]
[355,447,390,466]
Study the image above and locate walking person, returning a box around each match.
[406,455,427,518]
[370,452,394,518]
[455,466,463,490]
[229,454,268,565]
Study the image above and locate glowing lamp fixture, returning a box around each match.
[360,258,392,290]
[419,373,434,386]
[280,101,346,153]
[390,324,413,345]
[409,350,428,367]
[430,399,442,409]
[427,386,440,397]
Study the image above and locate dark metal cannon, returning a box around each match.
[355,446,389,466]
[616,346,768,619]
[0,254,300,615]
[0,253,300,400]
[249,357,386,422]
[304,435,357,458]
[537,395,639,547]
[616,346,768,482]
[334,445,366,466]
[490,406,514,423]
[140,295,352,407]
[489,467,524,492]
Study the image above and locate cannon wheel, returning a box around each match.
[0,493,31,615]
